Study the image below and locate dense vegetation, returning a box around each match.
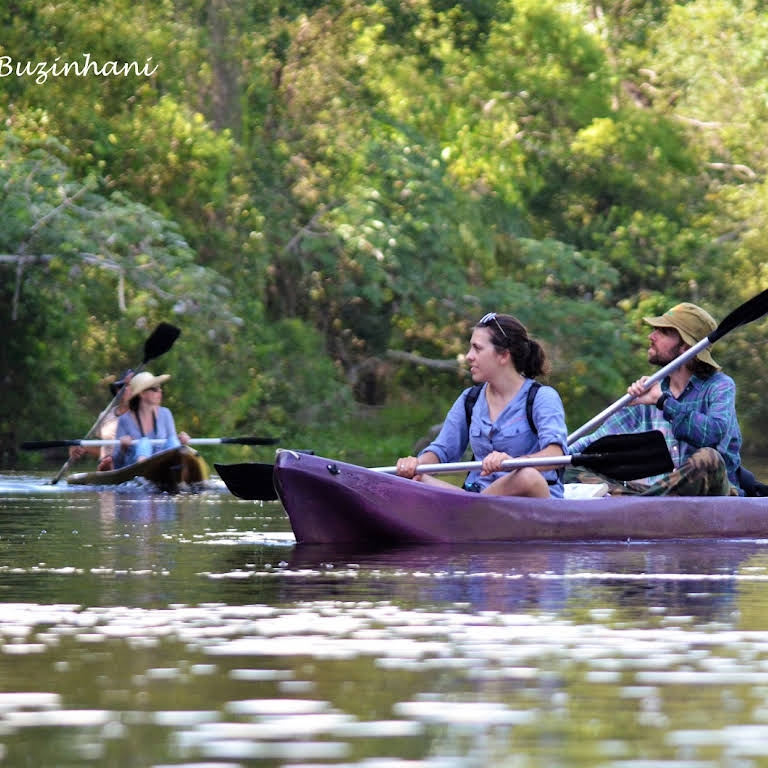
[3,0,768,468]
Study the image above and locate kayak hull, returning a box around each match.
[67,446,209,493]
[271,450,768,545]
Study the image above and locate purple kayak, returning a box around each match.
[272,449,768,545]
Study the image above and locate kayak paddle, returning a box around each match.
[568,288,768,443]
[217,431,673,501]
[24,436,279,450]
[374,430,673,481]
[50,322,181,484]
[215,449,317,501]
[215,462,277,501]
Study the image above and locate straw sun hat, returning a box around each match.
[128,371,171,397]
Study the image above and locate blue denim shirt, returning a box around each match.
[420,380,569,497]
[112,407,181,469]
[569,371,742,489]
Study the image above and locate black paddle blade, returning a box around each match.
[143,322,181,363]
[22,440,79,450]
[574,430,674,481]
[215,462,277,501]
[710,288,768,343]
[218,437,280,446]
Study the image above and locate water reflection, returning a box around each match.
[4,475,768,766]
[280,540,759,622]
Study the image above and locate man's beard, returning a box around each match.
[649,341,687,367]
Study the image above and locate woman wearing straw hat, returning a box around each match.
[112,371,190,469]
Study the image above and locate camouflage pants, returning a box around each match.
[564,447,738,497]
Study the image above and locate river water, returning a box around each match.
[3,471,768,767]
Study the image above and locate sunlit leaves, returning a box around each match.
[6,0,768,455]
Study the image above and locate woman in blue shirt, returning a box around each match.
[112,371,190,469]
[395,313,568,498]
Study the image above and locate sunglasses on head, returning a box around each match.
[479,312,509,340]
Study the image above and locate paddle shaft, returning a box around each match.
[57,439,216,447]
[50,388,126,483]
[25,436,277,450]
[216,431,671,501]
[372,431,672,482]
[374,455,575,475]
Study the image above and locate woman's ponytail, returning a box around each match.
[522,338,548,378]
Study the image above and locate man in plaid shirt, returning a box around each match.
[568,302,742,496]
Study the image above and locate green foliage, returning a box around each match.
[222,317,348,438]
[0,128,240,453]
[623,0,768,446]
[103,95,245,262]
[4,0,768,467]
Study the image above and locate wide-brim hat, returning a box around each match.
[129,371,171,397]
[643,302,720,369]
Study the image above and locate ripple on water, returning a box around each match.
[154,763,243,768]
[3,709,115,728]
[147,711,221,727]
[4,594,768,764]
[225,698,330,716]
[196,530,296,547]
[197,739,350,761]
[667,724,768,757]
[228,668,294,681]
[184,713,355,740]
[597,762,720,768]
[0,692,61,711]
[276,758,470,767]
[393,700,535,726]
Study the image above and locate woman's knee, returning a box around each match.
[485,467,549,497]
[519,467,550,497]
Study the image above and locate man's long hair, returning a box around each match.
[688,359,717,378]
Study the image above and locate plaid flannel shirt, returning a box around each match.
[569,371,742,487]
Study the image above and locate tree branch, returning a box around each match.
[706,162,757,181]
[676,115,724,129]
[0,254,54,263]
[386,349,463,372]
[28,184,89,236]
[284,201,341,253]
[12,257,23,322]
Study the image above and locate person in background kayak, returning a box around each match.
[112,372,190,469]
[395,312,568,498]
[68,370,134,471]
[95,370,135,470]
[568,302,742,496]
